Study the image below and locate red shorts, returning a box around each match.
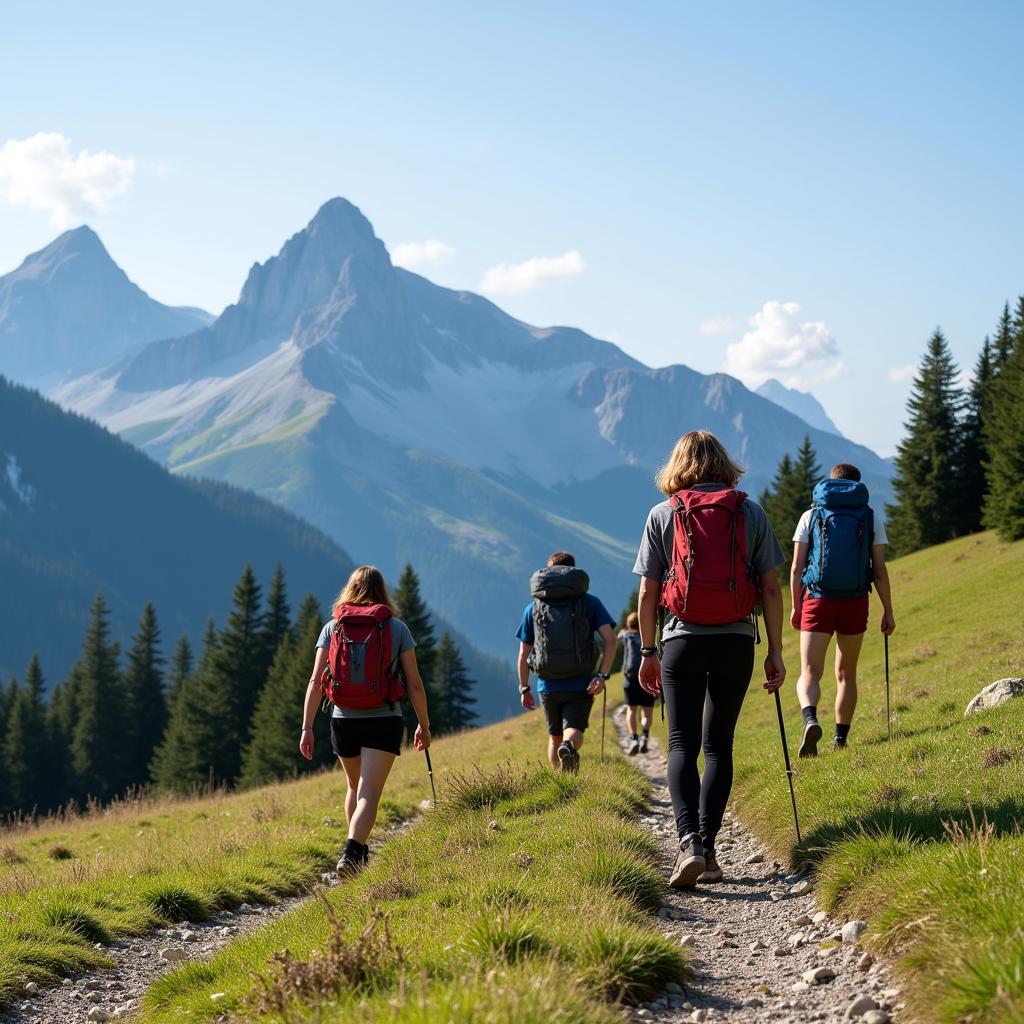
[799,595,869,636]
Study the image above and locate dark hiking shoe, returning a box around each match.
[557,741,580,774]
[798,718,823,758]
[639,734,649,753]
[627,737,641,756]
[833,735,848,751]
[336,840,369,878]
[669,834,705,889]
[699,850,724,883]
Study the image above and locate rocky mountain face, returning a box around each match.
[756,378,841,436]
[0,227,210,385]
[52,199,893,658]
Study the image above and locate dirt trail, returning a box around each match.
[615,707,905,1024]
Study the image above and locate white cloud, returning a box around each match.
[479,250,585,295]
[0,132,134,228]
[698,316,737,336]
[723,300,845,390]
[887,364,916,383]
[390,239,455,271]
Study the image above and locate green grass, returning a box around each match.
[0,719,531,1009]
[647,529,1024,1023]
[140,723,689,1023]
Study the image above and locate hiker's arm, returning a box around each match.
[299,648,328,759]
[759,569,786,693]
[399,649,431,748]
[517,643,535,709]
[586,624,617,694]
[871,544,895,635]
[790,542,808,629]
[637,575,662,695]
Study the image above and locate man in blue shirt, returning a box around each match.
[515,551,617,772]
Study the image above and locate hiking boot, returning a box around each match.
[336,840,369,878]
[833,735,848,751]
[639,734,649,753]
[699,849,724,883]
[557,741,580,774]
[627,737,641,757]
[798,718,823,758]
[669,834,705,889]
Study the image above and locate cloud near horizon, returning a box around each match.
[0,132,135,228]
[887,364,916,382]
[390,239,455,271]
[479,250,584,295]
[723,300,845,390]
[698,316,737,336]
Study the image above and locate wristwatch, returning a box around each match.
[519,684,531,695]
[595,672,611,681]
[640,646,658,657]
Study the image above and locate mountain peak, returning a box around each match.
[756,378,841,436]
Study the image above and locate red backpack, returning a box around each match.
[321,604,405,709]
[661,488,760,625]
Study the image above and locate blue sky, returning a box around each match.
[2,0,1022,455]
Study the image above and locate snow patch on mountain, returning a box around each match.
[4,453,35,506]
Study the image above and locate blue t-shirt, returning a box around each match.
[515,593,615,693]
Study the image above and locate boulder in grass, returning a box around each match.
[964,678,1024,716]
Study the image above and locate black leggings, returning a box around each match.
[661,634,755,849]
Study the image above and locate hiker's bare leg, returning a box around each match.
[548,733,562,768]
[564,726,584,750]
[349,747,397,844]
[834,632,865,725]
[340,754,360,824]
[640,707,653,732]
[797,631,831,710]
[626,705,638,735]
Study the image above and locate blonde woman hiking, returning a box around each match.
[633,431,786,888]
[619,612,654,755]
[300,565,430,876]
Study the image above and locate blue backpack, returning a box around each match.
[801,479,874,598]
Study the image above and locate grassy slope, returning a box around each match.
[649,530,1024,1024]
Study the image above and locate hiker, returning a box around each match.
[634,430,786,888]
[515,551,617,772]
[790,463,896,756]
[299,565,431,876]
[618,612,653,755]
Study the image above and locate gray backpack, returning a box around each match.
[621,631,641,679]
[527,566,598,679]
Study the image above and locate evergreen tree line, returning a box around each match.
[887,297,1024,553]
[0,563,476,815]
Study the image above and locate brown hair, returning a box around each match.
[332,565,396,615]
[656,430,745,495]
[547,551,576,567]
[830,463,861,481]
[626,612,639,630]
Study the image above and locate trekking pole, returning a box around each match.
[884,634,891,742]
[424,749,437,805]
[773,689,802,845]
[600,685,607,764]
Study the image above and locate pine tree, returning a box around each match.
[760,453,795,545]
[260,565,292,678]
[886,330,966,555]
[167,634,194,711]
[393,565,443,738]
[294,593,324,638]
[68,594,124,801]
[760,437,820,577]
[992,302,1015,373]
[956,338,995,535]
[3,655,49,812]
[121,603,166,789]
[434,633,478,733]
[0,676,19,815]
[982,328,1024,540]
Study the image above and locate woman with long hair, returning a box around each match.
[633,431,786,887]
[299,565,430,875]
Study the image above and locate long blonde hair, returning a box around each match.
[332,565,397,615]
[655,430,745,495]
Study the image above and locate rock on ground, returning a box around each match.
[964,677,1024,716]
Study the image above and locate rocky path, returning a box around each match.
[615,708,905,1024]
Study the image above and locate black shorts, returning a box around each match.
[330,716,404,759]
[623,675,656,708]
[540,691,594,736]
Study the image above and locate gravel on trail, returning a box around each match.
[614,706,904,1024]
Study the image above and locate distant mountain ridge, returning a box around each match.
[46,199,892,658]
[756,378,842,436]
[0,227,211,385]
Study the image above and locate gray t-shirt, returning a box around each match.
[316,615,415,718]
[632,484,785,641]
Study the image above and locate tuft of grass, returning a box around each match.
[47,844,74,861]
[980,747,1013,768]
[38,900,112,944]
[445,762,531,810]
[578,849,664,911]
[142,884,210,922]
[464,909,547,964]
[577,924,689,1004]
